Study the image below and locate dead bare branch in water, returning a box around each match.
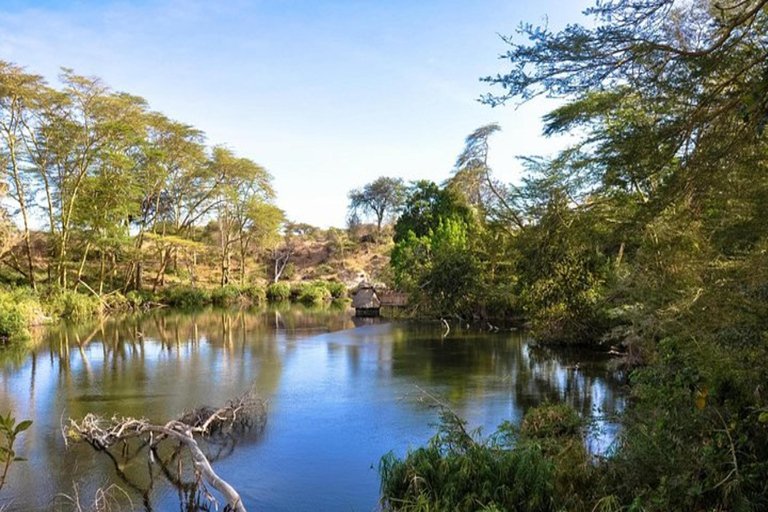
[64,390,266,512]
[54,483,133,512]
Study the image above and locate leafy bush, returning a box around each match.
[211,285,241,306]
[43,290,101,320]
[380,409,558,512]
[325,281,347,299]
[380,404,594,512]
[161,286,211,308]
[102,292,129,312]
[289,282,309,301]
[0,301,25,340]
[519,402,582,440]
[266,282,291,301]
[243,285,266,306]
[0,411,31,490]
[291,282,330,304]
[125,290,156,309]
[0,267,26,287]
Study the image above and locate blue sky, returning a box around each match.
[0,0,591,227]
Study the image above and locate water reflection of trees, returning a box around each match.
[0,311,627,511]
[384,325,626,422]
[0,305,355,512]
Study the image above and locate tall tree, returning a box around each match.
[0,62,46,288]
[130,114,207,291]
[348,176,406,232]
[447,123,525,229]
[210,146,275,286]
[474,1,768,508]
[0,180,19,261]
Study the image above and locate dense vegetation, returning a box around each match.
[3,0,768,509]
[0,65,398,342]
[382,1,768,510]
[0,62,288,293]
[380,404,590,512]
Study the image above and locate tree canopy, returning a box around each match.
[0,61,283,293]
[384,1,768,510]
[348,176,406,231]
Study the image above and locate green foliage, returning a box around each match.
[391,181,489,319]
[160,286,211,309]
[380,405,595,512]
[125,290,156,309]
[102,292,129,312]
[211,285,241,306]
[0,289,32,341]
[325,281,347,299]
[0,411,31,491]
[42,290,102,320]
[597,327,768,512]
[394,181,473,242]
[0,306,25,341]
[290,281,331,305]
[266,282,291,301]
[242,284,266,306]
[419,219,483,317]
[436,2,768,510]
[0,267,26,287]
[519,402,582,441]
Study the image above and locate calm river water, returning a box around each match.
[0,305,624,511]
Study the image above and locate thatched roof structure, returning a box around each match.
[352,287,380,309]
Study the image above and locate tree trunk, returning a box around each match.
[239,247,246,286]
[6,139,36,290]
[73,241,91,292]
[152,249,170,293]
[221,247,231,286]
[98,249,106,295]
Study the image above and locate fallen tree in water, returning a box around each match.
[64,390,266,512]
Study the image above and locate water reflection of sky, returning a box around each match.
[0,308,626,512]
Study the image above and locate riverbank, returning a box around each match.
[0,312,622,511]
[0,281,352,344]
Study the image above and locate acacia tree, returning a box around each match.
[211,146,275,286]
[1,61,287,295]
[0,181,19,261]
[0,62,46,288]
[348,176,406,232]
[34,71,153,288]
[483,0,768,209]
[131,115,208,291]
[447,123,526,230]
[474,0,768,508]
[235,200,283,285]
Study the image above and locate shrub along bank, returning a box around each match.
[0,280,350,342]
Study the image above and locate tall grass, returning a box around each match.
[379,404,596,512]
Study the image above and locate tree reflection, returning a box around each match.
[0,309,626,511]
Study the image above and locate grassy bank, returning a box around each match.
[0,280,351,343]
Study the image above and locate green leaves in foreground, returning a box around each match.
[379,404,592,512]
[0,411,32,491]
